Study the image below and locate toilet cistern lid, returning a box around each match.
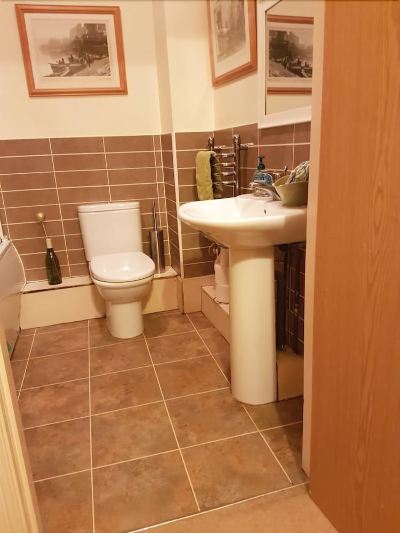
[90,252,155,282]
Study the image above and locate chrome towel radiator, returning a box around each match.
[207,134,254,196]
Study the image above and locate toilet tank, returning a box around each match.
[78,202,143,261]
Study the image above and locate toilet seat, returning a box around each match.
[90,252,155,283]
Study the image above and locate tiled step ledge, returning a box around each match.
[23,266,177,294]
[201,285,304,400]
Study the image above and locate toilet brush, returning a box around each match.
[149,202,165,274]
[35,212,62,285]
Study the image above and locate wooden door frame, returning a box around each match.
[0,326,41,532]
[302,0,325,476]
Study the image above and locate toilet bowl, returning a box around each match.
[78,202,156,339]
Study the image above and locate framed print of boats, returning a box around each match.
[207,0,257,86]
[266,14,313,94]
[15,4,127,97]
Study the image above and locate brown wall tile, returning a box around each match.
[13,236,66,255]
[109,184,158,202]
[175,132,211,151]
[294,122,311,143]
[21,251,68,270]
[70,263,90,277]
[50,137,103,154]
[104,135,154,152]
[183,247,213,264]
[9,221,63,240]
[259,125,294,146]
[162,151,173,168]
[154,135,162,151]
[182,232,212,249]
[5,205,61,224]
[0,156,52,175]
[53,153,106,172]
[213,128,233,147]
[184,262,214,278]
[233,123,258,146]
[261,145,294,170]
[161,134,172,151]
[176,150,198,168]
[0,172,55,191]
[55,170,108,188]
[179,185,197,204]
[3,189,58,208]
[68,249,86,264]
[0,139,50,157]
[63,219,81,234]
[293,144,310,166]
[177,168,196,186]
[108,168,156,185]
[65,234,84,250]
[106,152,155,169]
[58,186,109,204]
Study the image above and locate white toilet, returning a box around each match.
[78,202,155,339]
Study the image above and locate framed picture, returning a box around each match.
[15,4,127,97]
[207,0,257,87]
[266,14,313,95]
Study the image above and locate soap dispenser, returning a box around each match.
[253,156,273,185]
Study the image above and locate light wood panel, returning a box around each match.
[310,1,400,532]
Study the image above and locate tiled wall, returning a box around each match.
[0,136,170,282]
[286,244,306,356]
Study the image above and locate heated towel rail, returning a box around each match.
[207,134,254,196]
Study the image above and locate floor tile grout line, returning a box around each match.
[87,321,96,533]
[35,323,88,335]
[17,329,37,400]
[261,420,303,433]
[19,354,224,393]
[241,404,293,485]
[185,314,230,385]
[21,387,231,431]
[142,330,201,513]
[29,420,305,483]
[33,467,92,484]
[134,481,309,532]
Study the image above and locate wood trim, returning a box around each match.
[0,327,41,532]
[207,0,257,87]
[268,88,312,95]
[15,4,127,97]
[267,15,314,25]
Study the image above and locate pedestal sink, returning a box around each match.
[178,194,307,405]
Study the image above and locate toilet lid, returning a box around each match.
[90,252,155,283]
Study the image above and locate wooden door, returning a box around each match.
[310,1,400,532]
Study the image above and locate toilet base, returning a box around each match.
[106,301,143,339]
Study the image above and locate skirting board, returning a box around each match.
[20,277,178,329]
[201,285,303,400]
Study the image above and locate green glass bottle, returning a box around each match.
[45,238,62,285]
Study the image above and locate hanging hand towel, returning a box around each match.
[196,150,214,201]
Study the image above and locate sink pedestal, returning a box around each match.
[229,247,277,405]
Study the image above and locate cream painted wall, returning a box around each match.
[0,0,161,138]
[214,73,258,130]
[162,0,214,133]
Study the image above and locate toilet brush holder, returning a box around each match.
[149,229,165,274]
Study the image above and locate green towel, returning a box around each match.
[196,151,214,200]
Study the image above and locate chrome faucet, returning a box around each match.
[248,180,281,200]
[248,166,288,200]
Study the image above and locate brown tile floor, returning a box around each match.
[13,311,308,533]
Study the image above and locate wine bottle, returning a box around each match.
[45,238,62,285]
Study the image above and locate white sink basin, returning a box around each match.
[178,193,307,405]
[178,194,307,248]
